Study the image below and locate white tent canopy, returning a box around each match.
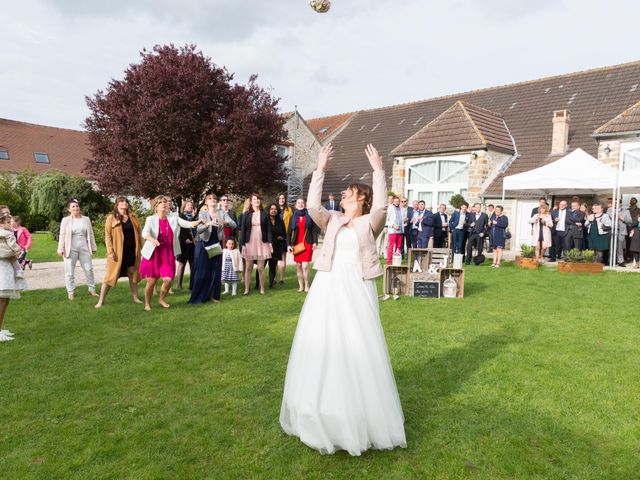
[502,148,615,196]
[620,167,640,193]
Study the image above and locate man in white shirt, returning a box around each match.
[551,200,568,260]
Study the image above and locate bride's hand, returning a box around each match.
[316,144,333,173]
[365,144,383,171]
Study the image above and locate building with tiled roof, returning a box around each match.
[0,118,91,176]
[306,112,355,144]
[302,60,640,247]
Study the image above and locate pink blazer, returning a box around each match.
[307,169,387,279]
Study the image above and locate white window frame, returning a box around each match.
[404,154,470,210]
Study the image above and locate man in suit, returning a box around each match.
[564,200,585,252]
[417,203,434,248]
[402,198,415,254]
[409,200,422,249]
[450,202,471,255]
[323,193,341,212]
[465,202,489,265]
[551,200,568,260]
[433,203,449,248]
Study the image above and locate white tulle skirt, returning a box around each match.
[280,227,406,456]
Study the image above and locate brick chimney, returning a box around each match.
[551,110,571,154]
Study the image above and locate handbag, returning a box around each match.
[204,242,222,258]
[504,228,512,239]
[292,243,307,256]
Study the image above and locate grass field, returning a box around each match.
[1,264,639,479]
[28,233,106,263]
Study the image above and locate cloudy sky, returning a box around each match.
[3,0,640,130]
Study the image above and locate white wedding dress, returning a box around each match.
[280,227,406,456]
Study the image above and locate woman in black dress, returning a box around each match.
[267,203,287,288]
[95,196,142,308]
[175,199,196,290]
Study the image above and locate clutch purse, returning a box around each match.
[292,243,307,256]
[205,242,223,258]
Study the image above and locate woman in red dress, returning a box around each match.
[288,198,317,292]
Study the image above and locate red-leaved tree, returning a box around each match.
[84,44,287,202]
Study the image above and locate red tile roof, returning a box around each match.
[308,61,640,197]
[594,99,640,136]
[0,118,91,176]
[391,101,514,156]
[306,112,355,142]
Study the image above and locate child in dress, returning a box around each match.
[12,216,32,271]
[221,237,243,296]
[0,214,24,279]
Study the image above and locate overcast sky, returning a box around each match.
[3,0,640,130]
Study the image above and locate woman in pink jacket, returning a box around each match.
[280,144,406,456]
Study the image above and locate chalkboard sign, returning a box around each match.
[412,280,440,298]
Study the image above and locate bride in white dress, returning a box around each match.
[280,144,406,456]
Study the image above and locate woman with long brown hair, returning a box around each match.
[95,196,142,308]
[239,193,272,295]
[280,144,406,456]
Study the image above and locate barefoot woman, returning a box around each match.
[280,144,406,456]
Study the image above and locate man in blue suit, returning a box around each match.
[449,202,471,255]
[417,203,434,248]
[323,193,341,212]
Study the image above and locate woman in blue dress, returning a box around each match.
[490,205,508,268]
[189,193,236,304]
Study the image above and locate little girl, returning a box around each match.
[221,237,243,296]
[12,216,32,271]
[0,213,23,279]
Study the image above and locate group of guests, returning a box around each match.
[32,191,324,313]
[528,196,640,266]
[383,196,509,268]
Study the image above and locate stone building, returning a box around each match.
[303,60,640,248]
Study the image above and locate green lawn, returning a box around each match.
[28,233,106,263]
[1,264,639,479]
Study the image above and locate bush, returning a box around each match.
[49,220,61,241]
[92,214,107,246]
[519,243,536,258]
[450,194,466,209]
[582,249,596,263]
[565,248,583,263]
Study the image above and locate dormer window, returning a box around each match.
[0,148,8,160]
[34,152,50,164]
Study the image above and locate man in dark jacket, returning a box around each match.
[465,203,489,265]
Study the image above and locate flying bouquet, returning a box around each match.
[309,0,331,13]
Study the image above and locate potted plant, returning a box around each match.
[516,243,539,269]
[558,248,604,274]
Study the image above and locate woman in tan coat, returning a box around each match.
[95,196,142,308]
[529,203,553,262]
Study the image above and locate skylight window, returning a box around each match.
[34,152,50,164]
[398,119,406,125]
[319,127,330,134]
[413,116,423,125]
[371,123,381,132]
[0,148,8,160]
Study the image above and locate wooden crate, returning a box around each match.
[382,265,409,296]
[440,268,465,298]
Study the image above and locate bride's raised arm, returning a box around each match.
[306,144,334,231]
[364,144,388,235]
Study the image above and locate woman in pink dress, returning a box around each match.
[288,198,317,292]
[239,193,272,295]
[140,195,200,311]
